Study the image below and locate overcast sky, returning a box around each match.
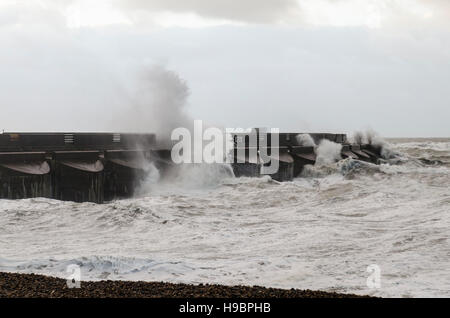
[1,0,449,137]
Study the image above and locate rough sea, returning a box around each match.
[1,138,449,297]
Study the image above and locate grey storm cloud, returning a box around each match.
[116,0,299,23]
[0,1,450,137]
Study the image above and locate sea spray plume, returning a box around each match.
[315,139,342,166]
[134,161,161,196]
[350,131,366,145]
[351,130,402,160]
[118,66,234,195]
[122,65,192,147]
[296,134,316,147]
[112,65,189,195]
[365,129,376,145]
[364,130,399,160]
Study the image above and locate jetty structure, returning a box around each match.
[231,129,380,181]
[0,130,381,203]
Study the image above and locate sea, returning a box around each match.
[0,138,449,297]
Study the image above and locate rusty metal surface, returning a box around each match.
[291,146,317,162]
[53,162,104,203]
[0,173,51,199]
[53,151,102,160]
[0,161,50,175]
[59,160,104,173]
[108,158,148,170]
[0,151,47,162]
[0,132,156,152]
[293,152,316,161]
[342,150,359,159]
[263,152,294,163]
[105,150,149,170]
[362,149,378,158]
[352,149,371,159]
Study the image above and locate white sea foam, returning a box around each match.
[315,139,342,165]
[0,139,449,297]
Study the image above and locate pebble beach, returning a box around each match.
[0,272,369,298]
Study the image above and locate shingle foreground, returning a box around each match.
[0,272,374,298]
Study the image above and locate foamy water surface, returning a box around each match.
[1,138,449,297]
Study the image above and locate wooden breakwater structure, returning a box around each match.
[0,131,382,203]
[230,130,382,182]
[0,132,172,203]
